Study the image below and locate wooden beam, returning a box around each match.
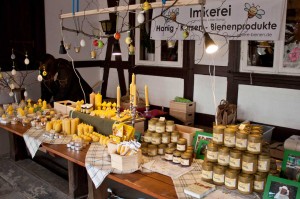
[60,0,204,19]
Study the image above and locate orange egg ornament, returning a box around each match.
[114,32,121,40]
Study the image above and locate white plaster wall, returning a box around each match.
[106,69,129,98]
[238,85,300,130]
[193,74,227,115]
[136,75,184,107]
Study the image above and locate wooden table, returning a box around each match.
[0,123,177,199]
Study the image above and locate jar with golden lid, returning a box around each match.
[166,120,175,132]
[206,142,218,162]
[251,125,263,131]
[247,134,262,154]
[165,147,176,161]
[224,128,236,148]
[213,165,226,185]
[213,125,226,145]
[162,132,170,144]
[258,153,270,172]
[172,150,182,164]
[147,144,158,156]
[171,131,180,143]
[151,133,162,145]
[242,153,258,174]
[158,144,167,155]
[148,119,157,132]
[155,121,165,133]
[227,124,239,130]
[238,173,254,194]
[181,152,192,167]
[225,168,239,190]
[254,172,267,193]
[168,142,176,148]
[229,149,242,170]
[218,146,230,166]
[144,131,152,143]
[141,142,148,155]
[201,162,214,182]
[236,130,248,150]
[177,138,187,152]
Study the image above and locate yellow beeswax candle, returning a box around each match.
[133,84,137,106]
[90,92,95,108]
[64,119,71,134]
[95,93,102,110]
[145,85,149,106]
[117,85,121,108]
[132,73,135,85]
[71,118,77,134]
[42,100,47,109]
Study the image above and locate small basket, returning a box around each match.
[120,90,146,110]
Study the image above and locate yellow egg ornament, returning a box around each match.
[142,1,151,11]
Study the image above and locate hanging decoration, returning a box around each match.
[24,52,30,65]
[125,31,132,45]
[128,44,135,55]
[80,38,86,47]
[137,11,145,24]
[142,0,152,11]
[114,32,121,40]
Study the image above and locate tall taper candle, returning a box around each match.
[117,85,121,108]
[133,84,137,106]
[90,92,95,108]
[145,85,149,106]
[132,73,135,85]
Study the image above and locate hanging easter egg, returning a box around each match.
[142,1,151,11]
[24,91,28,97]
[37,74,43,82]
[10,83,15,90]
[9,91,14,97]
[125,36,132,45]
[11,53,15,60]
[98,40,104,48]
[93,40,99,47]
[170,12,177,21]
[183,30,189,39]
[114,32,121,40]
[128,44,135,55]
[80,39,86,47]
[24,58,30,65]
[137,12,145,24]
[11,69,16,76]
[42,70,47,76]
[162,0,166,5]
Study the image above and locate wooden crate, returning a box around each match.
[54,100,76,114]
[175,124,203,146]
[169,100,195,113]
[170,110,195,122]
[111,150,142,171]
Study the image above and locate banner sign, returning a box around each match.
[150,0,286,41]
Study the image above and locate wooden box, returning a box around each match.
[111,150,142,171]
[170,100,195,113]
[169,110,195,122]
[54,100,76,114]
[175,124,204,146]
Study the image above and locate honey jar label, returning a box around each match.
[225,177,237,187]
[148,125,156,131]
[213,133,223,143]
[224,136,235,146]
[181,158,190,166]
[173,156,181,164]
[213,173,224,183]
[207,151,218,160]
[218,154,230,164]
[236,138,247,148]
[162,137,170,143]
[258,160,268,170]
[202,170,213,179]
[144,137,152,143]
[177,144,186,151]
[230,157,241,167]
[171,136,178,143]
[165,153,173,161]
[238,182,250,192]
[247,142,261,152]
[156,126,165,133]
[158,148,164,155]
[242,161,253,172]
[254,180,264,190]
[152,138,161,145]
[166,126,174,132]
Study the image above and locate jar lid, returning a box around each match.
[177,138,187,144]
[214,125,226,129]
[248,133,262,140]
[168,142,176,148]
[225,168,240,177]
[239,173,254,180]
[219,146,229,153]
[148,144,157,149]
[165,147,176,153]
[186,149,194,154]
[224,128,236,133]
[148,119,157,124]
[252,125,263,130]
[158,144,167,148]
[207,142,218,149]
[151,118,159,122]
[259,153,270,159]
[152,133,162,137]
[237,130,249,135]
[171,131,179,135]
[162,132,170,136]
[243,153,257,160]
[254,172,267,180]
[202,161,214,169]
[141,142,148,147]
[227,124,239,129]
[156,121,165,126]
[181,152,192,159]
[230,149,242,155]
[166,120,174,125]
[187,146,194,151]
[213,165,226,173]
[144,131,152,136]
[173,150,182,156]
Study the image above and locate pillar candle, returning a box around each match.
[117,85,121,108]
[71,118,77,134]
[133,84,137,106]
[90,92,95,108]
[42,100,47,110]
[95,93,102,110]
[64,118,71,135]
[145,85,149,106]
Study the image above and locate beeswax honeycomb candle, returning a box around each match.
[64,119,71,134]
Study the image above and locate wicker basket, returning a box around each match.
[120,91,146,110]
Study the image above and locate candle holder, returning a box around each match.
[131,106,137,127]
[117,107,121,118]
[144,105,150,118]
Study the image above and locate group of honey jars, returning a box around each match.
[202,124,274,195]
[141,118,193,167]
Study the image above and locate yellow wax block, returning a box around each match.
[64,119,71,134]
[71,119,77,134]
[46,122,52,131]
[84,125,89,134]
[54,122,62,133]
[42,100,47,109]
[88,126,94,133]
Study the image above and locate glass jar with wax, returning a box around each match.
[213,125,226,145]
[225,168,239,190]
[162,132,170,144]
[171,131,180,143]
[166,120,175,132]
[206,142,218,162]
[224,128,236,147]
[236,130,248,151]
[218,146,230,166]
[155,121,165,133]
[238,173,254,195]
[148,119,157,132]
[144,131,152,143]
[247,134,262,154]
[242,153,258,174]
[151,133,162,145]
[202,161,214,183]
[213,165,226,185]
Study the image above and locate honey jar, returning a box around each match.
[181,152,192,167]
[151,133,162,145]
[158,144,167,155]
[168,142,176,148]
[148,119,157,132]
[141,142,148,155]
[155,121,166,133]
[213,125,226,145]
[247,134,262,154]
[238,173,254,194]
[254,172,267,193]
[201,161,214,183]
[147,144,158,156]
[162,132,170,144]
[218,146,230,166]
[225,168,239,190]
[165,147,176,161]
[242,153,258,174]
[171,131,180,143]
[166,120,175,132]
[143,131,152,143]
[172,150,182,164]
[213,165,226,185]
[206,142,218,163]
[229,149,242,170]
[258,153,270,172]
[177,138,187,152]
[224,128,236,147]
[236,130,248,150]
